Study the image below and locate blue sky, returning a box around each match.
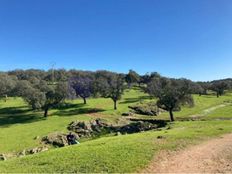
[0,0,232,81]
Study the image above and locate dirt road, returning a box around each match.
[143,134,232,173]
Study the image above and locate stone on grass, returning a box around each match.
[0,154,6,161]
[68,118,112,138]
[157,136,165,139]
[119,121,159,134]
[27,146,49,154]
[42,132,69,147]
[128,102,164,116]
[121,112,134,117]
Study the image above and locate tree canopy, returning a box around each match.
[147,77,194,121]
[95,71,125,110]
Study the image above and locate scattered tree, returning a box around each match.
[192,83,204,96]
[20,81,67,117]
[125,70,140,87]
[197,82,210,95]
[42,82,67,117]
[0,73,16,101]
[147,77,194,122]
[210,81,229,97]
[69,76,94,104]
[95,71,125,110]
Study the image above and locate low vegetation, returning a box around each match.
[1,120,232,173]
[1,69,232,172]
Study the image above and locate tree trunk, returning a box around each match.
[114,100,117,110]
[44,108,49,117]
[4,95,7,102]
[169,109,174,122]
[204,89,207,95]
[83,97,87,104]
[217,92,219,98]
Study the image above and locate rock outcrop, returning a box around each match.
[68,118,166,137]
[67,118,112,138]
[128,102,164,116]
[0,154,6,161]
[0,146,49,161]
[42,132,71,147]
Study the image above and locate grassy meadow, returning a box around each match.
[1,87,232,172]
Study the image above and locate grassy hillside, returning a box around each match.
[1,88,232,172]
[1,121,232,173]
[0,88,149,153]
[157,93,232,120]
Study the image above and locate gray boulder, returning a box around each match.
[0,154,6,161]
[119,121,159,134]
[68,121,93,137]
[27,146,49,154]
[128,102,163,116]
[121,112,134,117]
[42,132,69,147]
[68,118,111,138]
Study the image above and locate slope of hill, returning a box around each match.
[1,88,232,172]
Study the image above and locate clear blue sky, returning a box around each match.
[0,0,232,81]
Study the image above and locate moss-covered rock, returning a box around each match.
[128,102,164,116]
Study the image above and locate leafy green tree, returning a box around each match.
[42,84,66,117]
[13,80,31,97]
[210,81,229,97]
[8,69,46,80]
[20,81,67,117]
[140,73,150,85]
[197,82,210,95]
[69,76,94,104]
[125,70,140,87]
[23,88,46,110]
[95,71,125,110]
[0,73,16,101]
[192,83,204,96]
[147,77,194,122]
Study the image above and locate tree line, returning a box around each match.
[1,69,232,121]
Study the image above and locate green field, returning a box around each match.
[1,88,232,172]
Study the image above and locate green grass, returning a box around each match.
[156,93,232,120]
[1,120,232,173]
[0,87,149,153]
[1,88,232,172]
[0,89,231,154]
[204,103,232,120]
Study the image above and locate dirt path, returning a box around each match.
[143,134,232,173]
[191,104,230,119]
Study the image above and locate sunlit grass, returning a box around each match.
[1,120,232,173]
[1,88,232,172]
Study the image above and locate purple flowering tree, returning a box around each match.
[69,76,94,104]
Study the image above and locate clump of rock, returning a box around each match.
[121,112,135,117]
[0,146,49,161]
[0,154,7,161]
[67,118,166,138]
[67,118,113,138]
[25,146,49,155]
[42,132,79,147]
[128,102,164,116]
[119,121,159,134]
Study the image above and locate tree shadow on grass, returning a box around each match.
[0,107,44,127]
[54,107,105,117]
[52,102,106,117]
[119,96,151,104]
[54,103,85,110]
